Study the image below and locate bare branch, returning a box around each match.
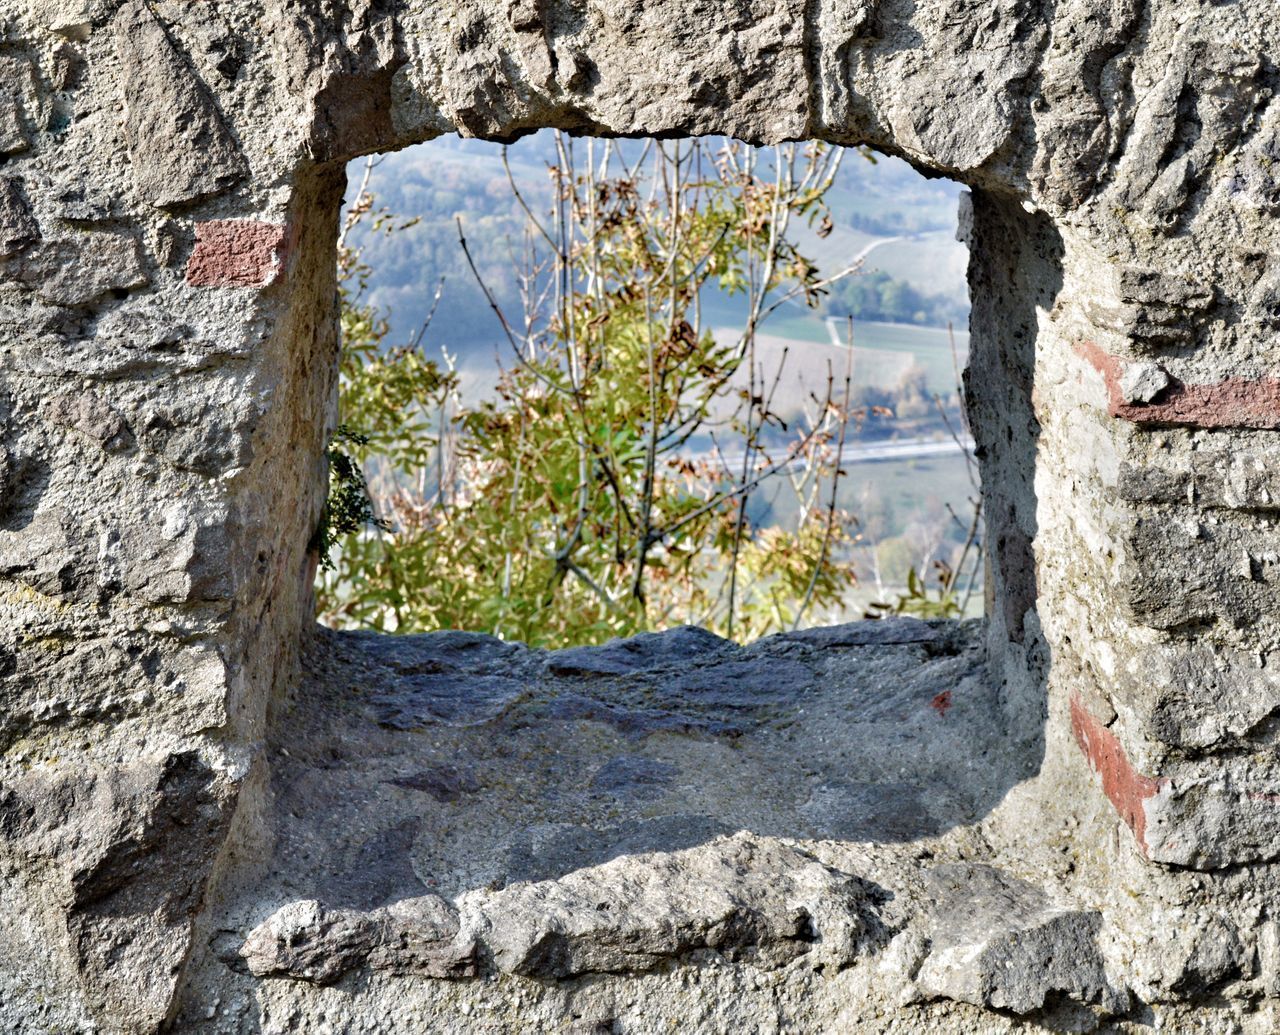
[455,215,573,397]
[792,318,855,630]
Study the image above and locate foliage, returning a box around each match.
[868,560,964,619]
[312,426,387,568]
[336,136,970,350]
[826,268,967,328]
[316,138,864,646]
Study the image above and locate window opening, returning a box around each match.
[317,133,978,645]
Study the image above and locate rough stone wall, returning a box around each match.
[0,0,1276,1031]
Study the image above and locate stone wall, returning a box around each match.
[0,0,1276,1031]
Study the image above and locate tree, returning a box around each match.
[316,137,865,646]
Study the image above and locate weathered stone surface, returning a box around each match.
[0,54,37,157]
[242,896,479,983]
[481,815,735,892]
[899,4,1042,172]
[771,614,938,648]
[916,863,1122,1015]
[1079,341,1280,431]
[9,232,147,307]
[465,833,882,978]
[372,670,526,729]
[387,762,482,801]
[1118,267,1214,311]
[1070,694,1163,840]
[41,390,134,453]
[163,622,1029,1029]
[186,220,290,288]
[1165,918,1247,995]
[1119,361,1171,405]
[0,179,39,259]
[545,624,730,677]
[589,755,676,800]
[800,779,939,841]
[112,0,248,207]
[132,391,259,477]
[0,105,28,157]
[167,621,1278,1032]
[0,752,236,1031]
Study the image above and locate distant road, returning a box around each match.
[823,236,905,345]
[776,234,905,338]
[687,434,975,472]
[851,234,906,267]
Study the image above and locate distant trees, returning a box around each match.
[352,142,972,350]
[844,209,951,237]
[826,269,968,328]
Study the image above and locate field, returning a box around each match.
[701,293,970,397]
[797,222,970,302]
[452,296,971,417]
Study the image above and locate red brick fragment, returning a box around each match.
[929,690,952,716]
[186,220,289,288]
[1069,694,1166,855]
[1077,340,1280,431]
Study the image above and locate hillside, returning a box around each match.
[345,135,970,373]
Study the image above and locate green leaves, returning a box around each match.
[867,560,963,620]
[312,426,388,570]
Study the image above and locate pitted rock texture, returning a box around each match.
[185,220,290,288]
[175,622,1082,1032]
[112,0,248,207]
[229,619,998,914]
[915,863,1123,1015]
[1,0,1279,1031]
[242,895,480,983]
[171,624,1273,1032]
[464,833,886,981]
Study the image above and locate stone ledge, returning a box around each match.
[170,620,1135,1032]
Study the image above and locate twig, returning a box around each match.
[951,499,983,617]
[660,420,832,544]
[455,216,573,397]
[792,318,855,630]
[566,560,623,613]
[409,276,447,350]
